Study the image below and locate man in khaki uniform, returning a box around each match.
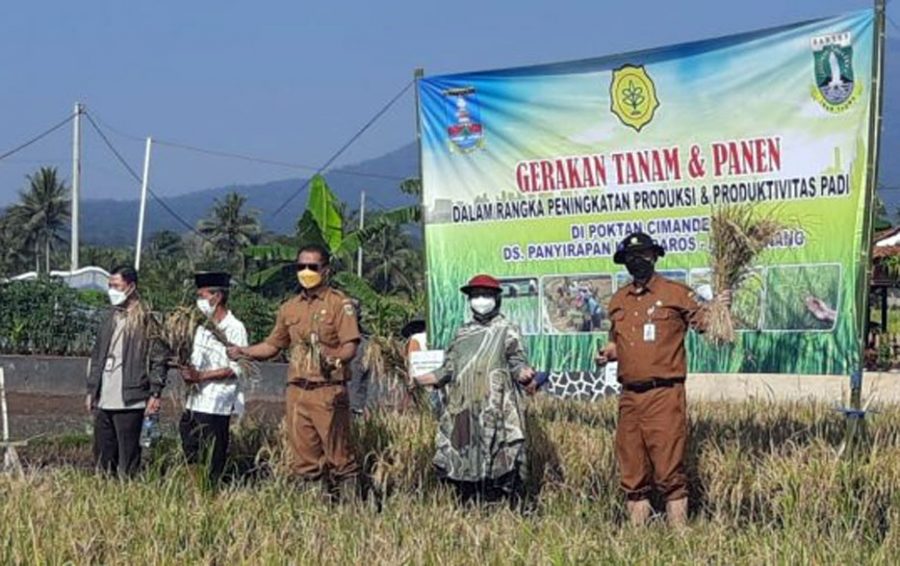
[228,244,360,497]
[597,232,729,527]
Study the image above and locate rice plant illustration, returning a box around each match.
[621,80,645,115]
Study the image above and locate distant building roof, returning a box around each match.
[5,266,110,291]
[875,226,900,248]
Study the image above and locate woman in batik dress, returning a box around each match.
[415,274,536,503]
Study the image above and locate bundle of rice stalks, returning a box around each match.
[364,335,428,412]
[159,306,201,367]
[289,333,323,378]
[363,336,407,385]
[707,204,784,344]
[196,316,261,385]
[157,306,261,387]
[123,298,154,334]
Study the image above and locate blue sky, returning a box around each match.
[0,0,882,204]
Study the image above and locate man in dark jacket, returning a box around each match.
[85,265,169,477]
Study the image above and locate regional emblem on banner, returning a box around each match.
[610,65,659,132]
[443,86,485,153]
[811,32,861,113]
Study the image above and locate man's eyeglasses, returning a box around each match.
[297,263,322,272]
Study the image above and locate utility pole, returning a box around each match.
[70,103,82,271]
[135,137,153,271]
[357,190,366,277]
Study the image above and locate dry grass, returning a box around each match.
[708,205,784,344]
[5,398,900,564]
[156,306,200,367]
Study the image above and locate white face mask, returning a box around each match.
[470,296,497,316]
[108,288,129,307]
[196,298,215,317]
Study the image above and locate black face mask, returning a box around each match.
[625,255,655,282]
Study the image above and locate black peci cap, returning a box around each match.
[194,271,231,289]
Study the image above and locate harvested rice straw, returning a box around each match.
[160,306,201,367]
[158,306,261,386]
[196,315,261,384]
[289,333,322,377]
[123,298,154,335]
[362,336,407,386]
[364,335,427,412]
[707,204,783,344]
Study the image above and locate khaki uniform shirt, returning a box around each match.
[265,287,361,383]
[608,274,706,383]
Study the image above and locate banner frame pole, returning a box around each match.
[853,0,886,412]
[414,67,428,346]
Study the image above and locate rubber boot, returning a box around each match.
[626,499,652,527]
[666,497,688,529]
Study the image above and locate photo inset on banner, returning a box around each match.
[542,275,614,334]
[763,264,841,331]
[497,277,540,335]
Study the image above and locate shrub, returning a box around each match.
[0,277,100,356]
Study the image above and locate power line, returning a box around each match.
[84,110,273,290]
[83,111,210,239]
[0,114,75,162]
[89,110,408,182]
[0,157,70,165]
[153,139,407,181]
[270,79,415,218]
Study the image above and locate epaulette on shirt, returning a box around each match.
[330,288,357,317]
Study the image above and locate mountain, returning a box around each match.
[79,143,419,246]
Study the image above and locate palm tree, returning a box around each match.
[362,216,423,297]
[80,246,134,271]
[197,192,261,275]
[0,212,29,277]
[148,230,186,261]
[8,167,71,274]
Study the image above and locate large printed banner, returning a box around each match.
[418,10,876,375]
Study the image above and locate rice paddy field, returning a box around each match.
[501,294,540,335]
[764,264,842,331]
[3,397,899,564]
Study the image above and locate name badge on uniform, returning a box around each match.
[104,356,115,371]
[643,323,656,342]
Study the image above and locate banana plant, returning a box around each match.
[244,174,421,291]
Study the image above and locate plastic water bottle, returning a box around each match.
[139,414,160,448]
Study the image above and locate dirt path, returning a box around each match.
[4,393,285,440]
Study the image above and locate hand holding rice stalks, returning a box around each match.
[158,306,260,383]
[197,315,261,384]
[707,204,784,345]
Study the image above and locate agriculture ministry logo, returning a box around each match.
[443,86,485,153]
[610,64,659,132]
[811,31,861,113]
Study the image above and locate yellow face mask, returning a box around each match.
[297,268,322,290]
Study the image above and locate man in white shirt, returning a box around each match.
[178,272,248,483]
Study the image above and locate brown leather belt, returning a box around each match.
[622,377,685,393]
[290,379,345,390]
